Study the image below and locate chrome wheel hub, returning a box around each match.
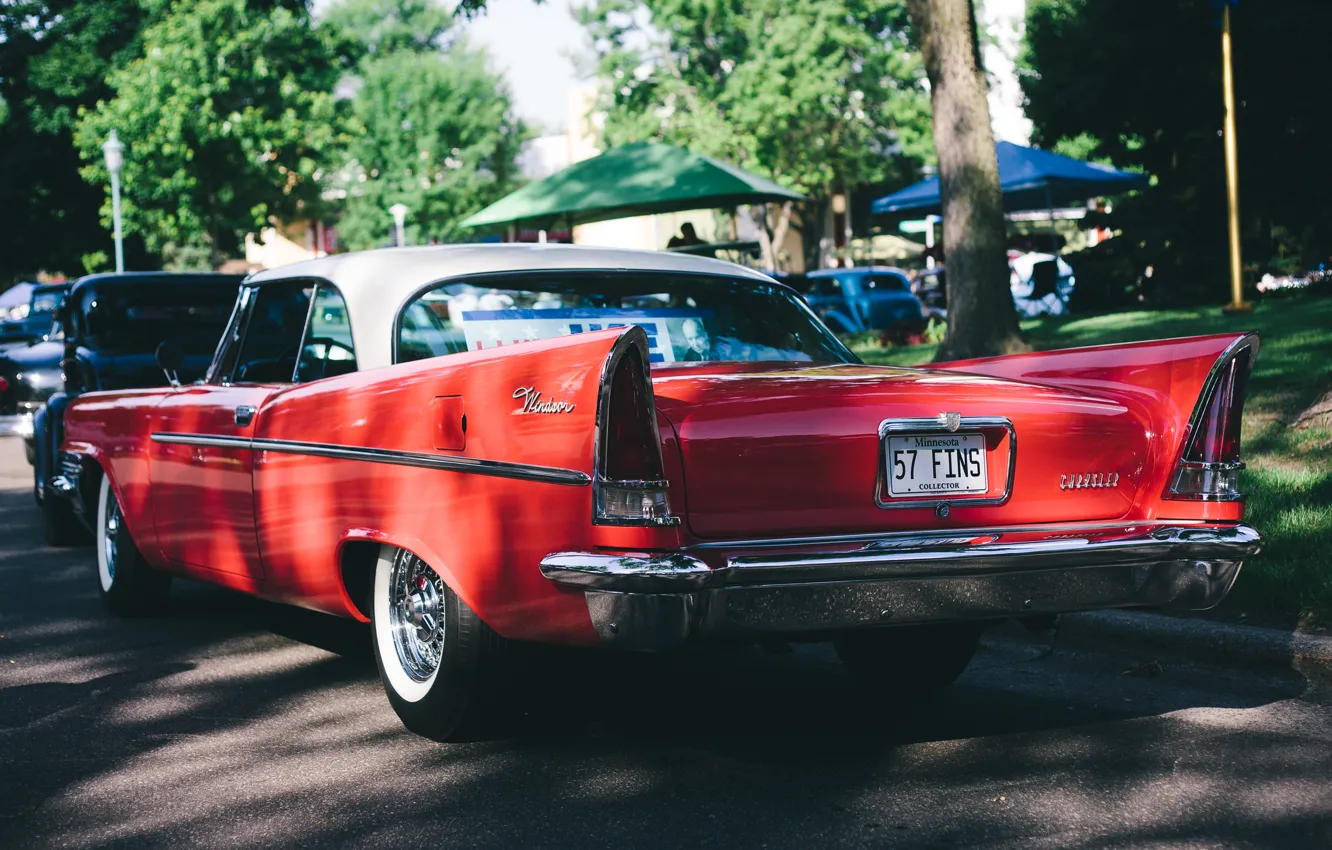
[103,493,121,582]
[388,550,445,682]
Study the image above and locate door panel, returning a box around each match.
[150,385,275,576]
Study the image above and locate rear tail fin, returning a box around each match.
[592,327,680,527]
[935,332,1260,504]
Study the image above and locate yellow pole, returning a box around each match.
[1221,4,1250,313]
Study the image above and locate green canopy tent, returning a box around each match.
[461,141,806,232]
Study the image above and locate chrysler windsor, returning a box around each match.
[49,245,1261,740]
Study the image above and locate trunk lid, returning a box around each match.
[651,362,1150,540]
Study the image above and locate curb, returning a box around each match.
[1054,610,1332,675]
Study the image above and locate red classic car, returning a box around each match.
[50,245,1260,740]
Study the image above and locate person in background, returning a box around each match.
[668,223,704,249]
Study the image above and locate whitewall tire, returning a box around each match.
[95,474,170,616]
[369,544,507,741]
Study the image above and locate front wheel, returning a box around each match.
[96,474,171,616]
[370,546,507,741]
[834,623,982,696]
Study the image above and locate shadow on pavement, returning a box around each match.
[0,466,1327,849]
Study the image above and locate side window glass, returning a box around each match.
[231,282,313,383]
[296,286,357,381]
[396,290,469,363]
[815,277,842,296]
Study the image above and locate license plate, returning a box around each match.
[886,433,988,498]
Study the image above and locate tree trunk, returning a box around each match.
[752,201,795,271]
[770,201,793,269]
[906,0,1025,360]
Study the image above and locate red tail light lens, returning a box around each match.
[1184,352,1249,465]
[595,341,679,526]
[1169,341,1256,501]
[603,347,661,482]
[0,376,9,393]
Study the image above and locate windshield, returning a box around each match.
[77,283,239,354]
[396,272,854,365]
[31,291,63,315]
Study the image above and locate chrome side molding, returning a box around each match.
[150,432,591,486]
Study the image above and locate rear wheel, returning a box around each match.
[834,623,981,695]
[96,474,171,616]
[370,545,507,741]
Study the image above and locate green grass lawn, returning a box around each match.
[853,295,1332,628]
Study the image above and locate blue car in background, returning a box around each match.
[796,267,933,338]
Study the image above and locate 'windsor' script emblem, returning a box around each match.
[513,386,576,414]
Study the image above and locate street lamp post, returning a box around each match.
[102,130,126,274]
[390,203,409,248]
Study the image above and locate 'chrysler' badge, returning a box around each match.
[513,386,576,414]
[938,412,962,432]
[1060,472,1119,490]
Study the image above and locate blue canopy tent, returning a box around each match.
[870,141,1148,217]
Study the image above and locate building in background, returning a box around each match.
[244,220,336,270]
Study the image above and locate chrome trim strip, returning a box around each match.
[682,519,1215,551]
[149,432,591,486]
[151,433,251,449]
[875,416,1016,509]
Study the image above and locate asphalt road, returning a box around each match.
[1,438,1330,849]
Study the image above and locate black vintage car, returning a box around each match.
[0,283,69,353]
[16,272,244,539]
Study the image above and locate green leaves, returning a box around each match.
[578,0,932,203]
[323,0,454,62]
[1023,0,1332,295]
[324,0,526,249]
[74,0,341,265]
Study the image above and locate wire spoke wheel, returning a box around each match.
[387,549,446,682]
[102,491,121,584]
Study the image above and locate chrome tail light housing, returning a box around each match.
[593,327,679,527]
[1167,334,1259,501]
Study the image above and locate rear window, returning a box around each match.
[76,283,239,355]
[864,274,909,293]
[396,272,854,366]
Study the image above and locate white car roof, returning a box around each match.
[246,244,777,371]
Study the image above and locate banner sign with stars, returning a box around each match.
[460,307,716,364]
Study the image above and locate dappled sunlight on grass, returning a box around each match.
[855,294,1332,622]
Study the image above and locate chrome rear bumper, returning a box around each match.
[540,524,1261,650]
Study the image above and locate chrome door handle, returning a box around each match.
[234,405,257,427]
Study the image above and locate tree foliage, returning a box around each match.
[1023,0,1332,301]
[324,0,525,249]
[0,0,154,278]
[322,0,453,61]
[334,45,525,249]
[73,0,339,267]
[576,0,933,268]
